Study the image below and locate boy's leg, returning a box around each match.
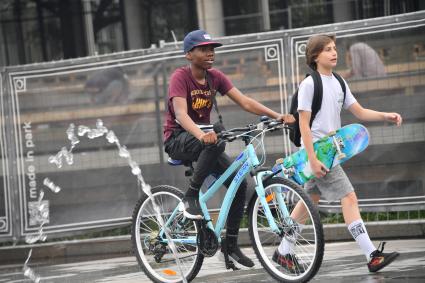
[165,131,225,219]
[277,193,320,255]
[213,153,254,268]
[290,193,321,223]
[215,153,246,232]
[304,166,376,261]
[342,192,376,260]
[185,142,226,218]
[342,192,399,272]
[273,188,320,273]
[191,141,226,187]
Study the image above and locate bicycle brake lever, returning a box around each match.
[218,132,235,142]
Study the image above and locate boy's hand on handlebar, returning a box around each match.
[199,131,217,144]
[277,114,296,124]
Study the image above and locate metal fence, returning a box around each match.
[1,11,424,242]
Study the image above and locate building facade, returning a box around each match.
[1,0,424,66]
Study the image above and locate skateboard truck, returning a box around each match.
[275,158,295,177]
[331,135,346,160]
[284,167,295,177]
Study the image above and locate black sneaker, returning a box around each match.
[227,246,255,268]
[367,242,399,272]
[272,250,305,274]
[181,196,203,220]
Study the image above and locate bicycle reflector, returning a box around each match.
[163,269,177,276]
[266,192,275,203]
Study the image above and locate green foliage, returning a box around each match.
[321,210,425,224]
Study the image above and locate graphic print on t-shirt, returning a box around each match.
[163,67,233,141]
[191,89,213,117]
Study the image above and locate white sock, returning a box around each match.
[348,219,376,261]
[278,222,304,255]
[278,237,293,255]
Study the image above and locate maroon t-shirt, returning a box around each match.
[163,66,233,141]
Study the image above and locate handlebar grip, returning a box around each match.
[217,131,232,139]
[260,116,270,122]
[259,116,282,127]
[213,122,226,134]
[269,120,283,126]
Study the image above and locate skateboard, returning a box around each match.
[273,124,370,185]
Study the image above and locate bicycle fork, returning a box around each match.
[254,171,293,235]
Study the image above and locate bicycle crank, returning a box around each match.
[196,220,218,257]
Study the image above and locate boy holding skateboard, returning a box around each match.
[274,34,402,273]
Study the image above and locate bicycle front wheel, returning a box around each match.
[248,177,324,282]
[131,185,203,283]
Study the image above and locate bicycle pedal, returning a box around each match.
[183,211,203,220]
[178,202,203,220]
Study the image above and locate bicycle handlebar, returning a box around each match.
[216,117,291,143]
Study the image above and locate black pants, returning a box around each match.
[164,130,247,235]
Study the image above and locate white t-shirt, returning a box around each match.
[297,74,357,142]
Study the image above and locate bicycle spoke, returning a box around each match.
[249,179,324,282]
[132,186,203,283]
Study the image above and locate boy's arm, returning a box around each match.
[173,97,217,144]
[299,110,329,178]
[348,102,402,126]
[226,87,295,123]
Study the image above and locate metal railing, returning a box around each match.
[1,11,424,242]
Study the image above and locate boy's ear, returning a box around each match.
[185,52,192,61]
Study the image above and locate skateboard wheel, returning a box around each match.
[283,167,295,177]
[328,130,336,136]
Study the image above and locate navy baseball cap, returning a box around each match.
[183,30,222,53]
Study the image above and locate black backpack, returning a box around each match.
[288,70,346,147]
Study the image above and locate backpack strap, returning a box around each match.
[332,72,347,105]
[288,70,346,147]
[309,70,323,127]
[205,71,223,124]
[310,71,346,122]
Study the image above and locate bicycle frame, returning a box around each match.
[160,142,292,245]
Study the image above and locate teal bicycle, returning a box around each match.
[131,118,324,282]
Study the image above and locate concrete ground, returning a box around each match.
[0,239,424,283]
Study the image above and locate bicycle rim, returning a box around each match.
[249,177,324,282]
[132,186,203,283]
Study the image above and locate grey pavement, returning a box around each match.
[0,239,424,282]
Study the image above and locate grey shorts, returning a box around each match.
[304,165,354,202]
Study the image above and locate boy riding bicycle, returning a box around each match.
[163,29,294,268]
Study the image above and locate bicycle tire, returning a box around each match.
[248,177,324,282]
[131,185,204,283]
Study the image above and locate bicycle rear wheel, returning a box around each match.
[131,185,203,283]
[248,177,324,282]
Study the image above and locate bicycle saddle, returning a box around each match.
[167,157,184,166]
[167,157,194,176]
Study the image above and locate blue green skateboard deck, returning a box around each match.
[273,124,370,185]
